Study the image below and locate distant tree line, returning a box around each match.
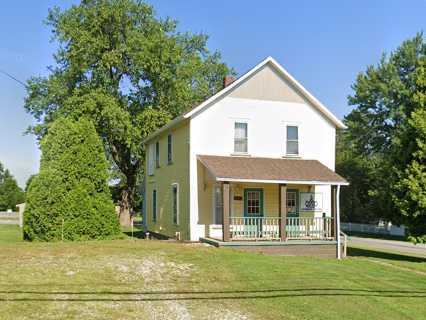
[0,162,24,211]
[337,33,426,243]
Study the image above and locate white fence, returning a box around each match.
[0,203,25,227]
[341,222,406,237]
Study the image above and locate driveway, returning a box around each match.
[349,236,426,257]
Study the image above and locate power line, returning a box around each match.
[0,69,26,88]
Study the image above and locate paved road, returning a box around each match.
[349,236,426,257]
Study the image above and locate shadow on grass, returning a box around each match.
[346,231,407,242]
[122,230,147,239]
[348,247,426,263]
[0,287,425,301]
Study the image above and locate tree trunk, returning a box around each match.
[119,188,132,227]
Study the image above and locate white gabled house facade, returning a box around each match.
[144,57,348,258]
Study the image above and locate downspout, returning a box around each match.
[336,185,341,259]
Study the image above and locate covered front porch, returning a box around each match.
[206,182,338,242]
[197,155,348,255]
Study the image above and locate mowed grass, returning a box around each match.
[0,226,425,320]
[0,224,23,243]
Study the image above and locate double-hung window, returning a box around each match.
[167,134,173,165]
[148,143,155,176]
[172,183,179,225]
[286,125,299,156]
[213,186,223,224]
[287,191,297,213]
[152,190,157,222]
[155,141,160,168]
[234,122,248,153]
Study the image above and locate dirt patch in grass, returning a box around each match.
[0,242,251,320]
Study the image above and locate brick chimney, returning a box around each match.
[223,75,235,88]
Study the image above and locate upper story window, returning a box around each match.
[148,143,155,176]
[155,141,160,168]
[167,134,173,165]
[172,183,179,225]
[234,122,248,153]
[286,125,299,156]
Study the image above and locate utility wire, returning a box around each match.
[0,69,27,88]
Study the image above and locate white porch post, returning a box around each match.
[336,185,341,259]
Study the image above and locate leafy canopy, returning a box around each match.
[337,33,426,242]
[24,0,232,218]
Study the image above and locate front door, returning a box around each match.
[286,189,300,237]
[286,189,299,217]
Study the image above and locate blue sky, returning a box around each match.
[1,0,425,187]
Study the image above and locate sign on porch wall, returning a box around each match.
[300,192,323,212]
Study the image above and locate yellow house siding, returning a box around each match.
[231,183,281,217]
[145,120,190,240]
[197,161,216,226]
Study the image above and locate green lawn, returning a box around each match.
[0,224,23,243]
[0,225,425,319]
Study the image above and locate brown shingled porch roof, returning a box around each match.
[197,155,348,185]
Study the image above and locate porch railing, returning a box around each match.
[230,217,281,240]
[229,216,333,241]
[286,217,333,240]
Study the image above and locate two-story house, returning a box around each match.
[143,57,348,258]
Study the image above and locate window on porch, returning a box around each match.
[287,191,297,213]
[246,190,261,215]
[213,186,223,224]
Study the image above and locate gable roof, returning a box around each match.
[144,56,346,143]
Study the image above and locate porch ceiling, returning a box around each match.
[197,155,348,185]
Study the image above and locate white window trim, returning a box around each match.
[284,124,300,157]
[233,120,249,155]
[172,183,179,225]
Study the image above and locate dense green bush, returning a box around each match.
[24,117,120,241]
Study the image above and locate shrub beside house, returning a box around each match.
[24,117,120,241]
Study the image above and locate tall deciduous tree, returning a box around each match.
[24,117,120,241]
[0,163,25,211]
[394,60,426,243]
[337,33,426,241]
[24,0,232,225]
